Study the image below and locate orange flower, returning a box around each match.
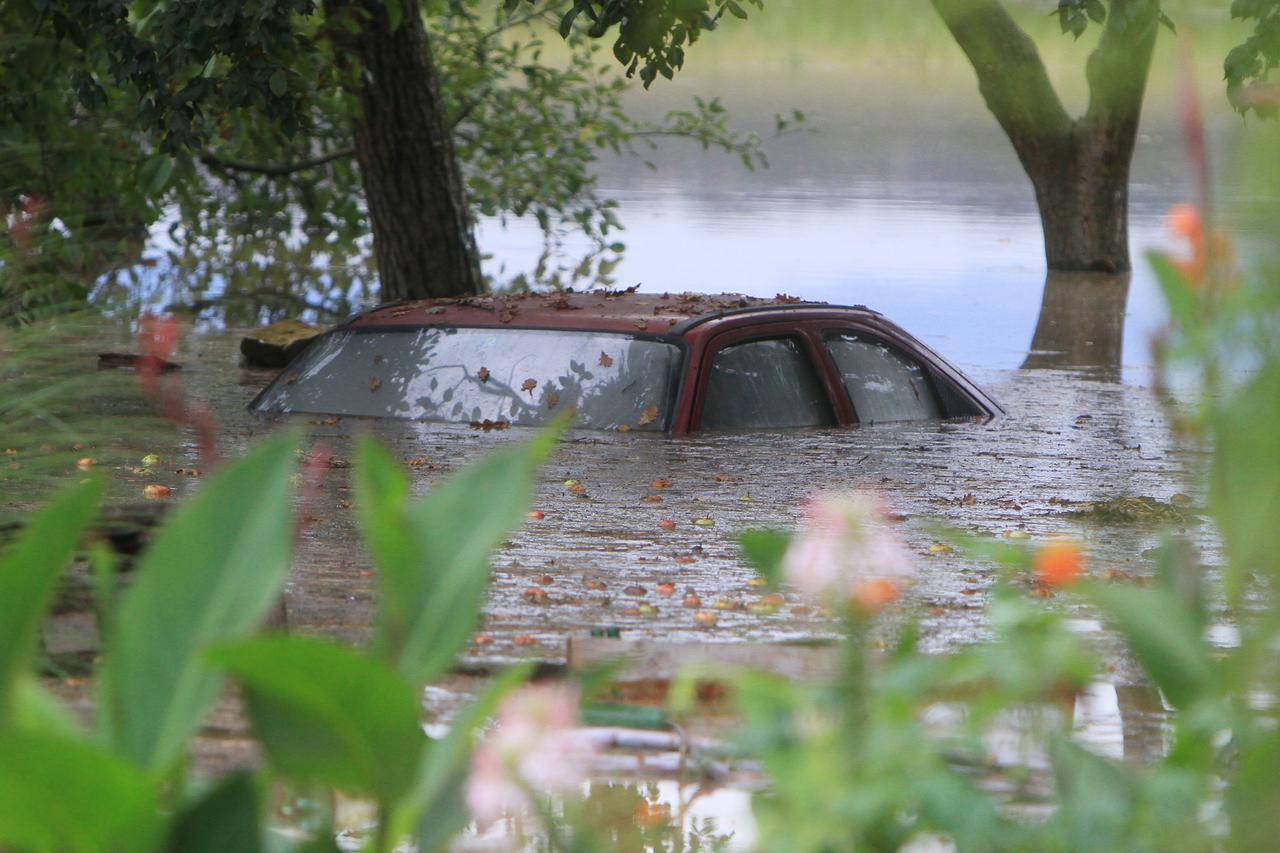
[852,577,901,611]
[1165,203,1235,290]
[1033,540,1084,588]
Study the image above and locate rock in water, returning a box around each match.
[240,320,322,368]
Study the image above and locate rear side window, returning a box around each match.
[701,338,834,430]
[826,333,940,423]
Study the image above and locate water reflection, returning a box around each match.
[1021,272,1133,381]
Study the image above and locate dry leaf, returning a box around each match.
[547,391,560,409]
[369,377,382,392]
[598,352,614,367]
[521,378,537,395]
[477,366,490,383]
[638,406,659,426]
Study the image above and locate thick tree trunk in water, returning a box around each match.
[329,0,484,300]
[1030,132,1132,273]
[931,0,1158,273]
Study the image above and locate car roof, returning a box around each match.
[347,290,880,336]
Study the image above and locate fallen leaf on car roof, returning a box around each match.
[638,406,659,426]
[521,378,537,395]
[599,352,614,368]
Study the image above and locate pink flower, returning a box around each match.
[782,493,914,610]
[465,683,593,827]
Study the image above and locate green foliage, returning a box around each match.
[163,775,265,853]
[2,1,773,320]
[0,732,163,852]
[98,430,301,771]
[0,421,559,851]
[1227,0,1280,115]
[208,635,425,802]
[355,417,562,685]
[736,527,788,588]
[0,477,100,723]
[508,0,763,86]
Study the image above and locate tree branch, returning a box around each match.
[1084,0,1160,127]
[930,0,1074,160]
[199,147,355,177]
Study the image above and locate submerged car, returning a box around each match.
[250,291,1002,433]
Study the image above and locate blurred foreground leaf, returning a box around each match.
[100,430,300,771]
[1090,584,1213,709]
[164,774,262,853]
[0,732,161,852]
[738,528,790,587]
[209,635,424,803]
[0,476,100,723]
[356,421,563,686]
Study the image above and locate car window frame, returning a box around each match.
[689,321,852,431]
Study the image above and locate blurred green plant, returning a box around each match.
[0,417,561,852]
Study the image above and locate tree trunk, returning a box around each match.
[1028,129,1133,273]
[329,0,484,301]
[931,0,1159,273]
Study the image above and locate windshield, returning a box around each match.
[251,327,681,431]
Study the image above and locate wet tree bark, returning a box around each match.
[931,0,1159,273]
[327,0,484,300]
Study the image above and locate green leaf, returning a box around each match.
[0,477,101,724]
[0,732,161,853]
[164,774,263,853]
[400,663,533,851]
[100,431,300,771]
[559,6,580,38]
[208,635,424,803]
[138,155,175,195]
[738,528,790,587]
[383,0,403,32]
[268,70,287,98]
[1050,735,1136,849]
[1090,584,1213,708]
[358,423,562,685]
[1147,251,1202,334]
[10,676,84,740]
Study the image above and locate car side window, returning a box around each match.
[826,333,941,423]
[701,337,835,430]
